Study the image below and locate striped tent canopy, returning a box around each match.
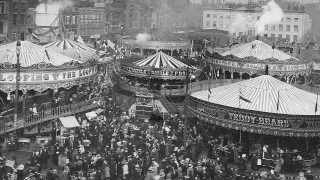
[0,41,79,67]
[134,51,190,70]
[192,75,320,115]
[221,40,299,61]
[44,39,98,62]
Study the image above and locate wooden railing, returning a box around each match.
[0,98,102,135]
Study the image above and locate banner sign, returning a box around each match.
[212,59,308,72]
[0,66,97,83]
[228,112,290,128]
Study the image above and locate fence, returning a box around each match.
[0,98,102,134]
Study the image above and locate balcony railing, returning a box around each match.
[0,98,102,135]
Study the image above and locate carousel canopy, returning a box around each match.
[44,39,98,62]
[221,40,298,61]
[134,51,189,70]
[0,41,79,67]
[192,75,320,115]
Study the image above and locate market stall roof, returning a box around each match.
[59,116,80,128]
[221,40,299,61]
[134,51,189,69]
[0,41,79,67]
[123,40,191,50]
[191,75,320,115]
[44,39,99,62]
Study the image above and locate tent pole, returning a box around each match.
[239,130,242,145]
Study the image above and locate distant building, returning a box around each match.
[78,7,106,39]
[1,0,37,41]
[0,1,9,42]
[61,7,80,37]
[202,8,312,42]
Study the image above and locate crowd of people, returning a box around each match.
[0,89,317,180]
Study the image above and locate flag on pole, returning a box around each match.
[315,92,319,113]
[239,88,251,103]
[276,91,280,111]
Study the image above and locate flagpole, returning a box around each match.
[238,86,241,144]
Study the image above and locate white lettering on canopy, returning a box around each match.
[0,66,97,83]
[228,112,290,128]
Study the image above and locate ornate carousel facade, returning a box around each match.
[186,75,320,170]
[187,75,320,137]
[206,40,311,83]
[120,51,195,96]
[0,40,101,135]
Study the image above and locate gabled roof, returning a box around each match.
[134,51,189,69]
[191,75,320,115]
[44,39,98,62]
[0,41,79,67]
[221,40,298,61]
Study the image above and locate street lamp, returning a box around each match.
[14,40,21,128]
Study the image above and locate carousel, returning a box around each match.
[187,75,320,172]
[0,40,100,135]
[44,37,115,85]
[206,40,312,83]
[120,51,195,96]
[123,40,191,57]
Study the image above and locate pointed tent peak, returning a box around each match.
[76,35,85,44]
[134,51,190,69]
[196,75,319,115]
[222,40,299,61]
[44,38,98,62]
[0,40,80,67]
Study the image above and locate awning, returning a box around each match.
[18,138,31,143]
[59,116,80,128]
[86,111,98,120]
[95,108,104,114]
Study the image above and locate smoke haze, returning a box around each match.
[35,0,73,27]
[229,14,249,34]
[136,33,151,42]
[256,0,284,34]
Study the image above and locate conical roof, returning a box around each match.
[222,40,298,61]
[191,75,320,115]
[134,51,189,69]
[0,41,79,67]
[44,39,98,62]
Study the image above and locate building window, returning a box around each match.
[72,16,76,25]
[272,25,276,31]
[206,13,210,18]
[286,17,291,22]
[13,14,17,25]
[293,35,298,42]
[294,25,298,32]
[0,21,3,34]
[265,25,268,31]
[294,18,299,22]
[257,16,260,20]
[206,21,210,27]
[0,1,5,14]
[286,34,290,41]
[271,34,275,38]
[286,25,290,32]
[278,34,282,39]
[213,21,217,27]
[279,24,283,32]
[213,15,217,18]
